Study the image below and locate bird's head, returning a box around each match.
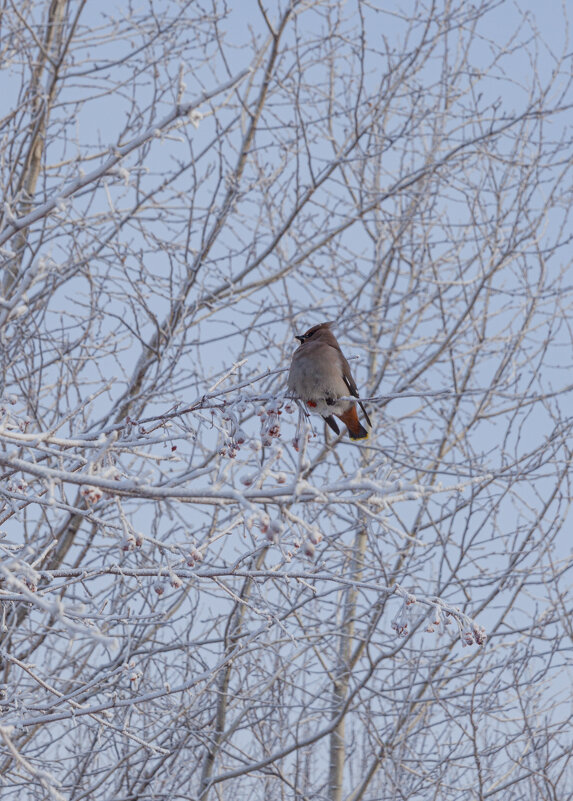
[294,321,335,344]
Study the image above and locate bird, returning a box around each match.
[288,322,371,440]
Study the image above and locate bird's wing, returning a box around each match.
[342,370,372,428]
[323,415,341,435]
[342,366,359,397]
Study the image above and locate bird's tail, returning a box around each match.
[337,406,369,440]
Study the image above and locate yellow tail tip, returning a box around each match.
[348,429,369,441]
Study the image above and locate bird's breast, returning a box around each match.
[288,350,348,404]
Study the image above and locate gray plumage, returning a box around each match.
[288,322,371,439]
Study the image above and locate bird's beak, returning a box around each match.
[295,334,304,344]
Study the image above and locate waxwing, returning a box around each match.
[288,322,371,440]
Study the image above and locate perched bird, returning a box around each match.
[288,322,371,440]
